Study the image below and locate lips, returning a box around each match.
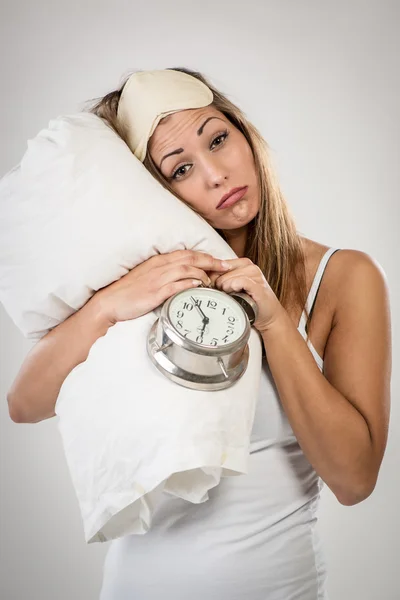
[217,186,248,210]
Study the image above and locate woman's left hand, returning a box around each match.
[208,258,284,334]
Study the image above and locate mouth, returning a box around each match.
[216,186,248,210]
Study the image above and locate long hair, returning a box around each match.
[87,68,308,319]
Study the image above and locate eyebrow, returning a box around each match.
[196,116,224,135]
[159,116,225,169]
[159,148,184,169]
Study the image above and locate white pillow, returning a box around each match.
[0,113,262,543]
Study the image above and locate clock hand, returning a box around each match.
[197,315,209,344]
[199,319,208,334]
[190,296,209,324]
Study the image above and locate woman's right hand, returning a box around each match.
[92,250,232,326]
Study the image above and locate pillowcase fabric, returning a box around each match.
[0,113,262,543]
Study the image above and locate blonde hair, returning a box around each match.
[87,67,308,319]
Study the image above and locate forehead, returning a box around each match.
[149,106,226,158]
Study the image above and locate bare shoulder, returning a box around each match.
[323,248,390,325]
[298,239,390,358]
[326,248,387,281]
[320,246,391,389]
[302,238,389,310]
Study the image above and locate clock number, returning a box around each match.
[226,319,235,335]
[222,335,230,343]
[207,300,217,309]
[222,308,227,315]
[183,302,193,311]
[177,310,184,318]
[177,320,183,328]
[193,299,202,307]
[183,329,190,337]
[196,335,204,344]
[210,338,219,346]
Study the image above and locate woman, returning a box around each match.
[7,68,391,599]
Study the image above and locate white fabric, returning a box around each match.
[0,113,262,543]
[298,247,339,337]
[117,70,213,161]
[99,253,336,599]
[298,247,339,370]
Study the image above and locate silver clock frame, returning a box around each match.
[147,287,257,391]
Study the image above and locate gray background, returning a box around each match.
[1,1,399,598]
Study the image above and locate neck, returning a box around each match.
[222,225,248,258]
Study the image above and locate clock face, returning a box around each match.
[168,288,247,347]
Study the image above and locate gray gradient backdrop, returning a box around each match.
[1,1,399,599]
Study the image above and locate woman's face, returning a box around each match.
[148,107,260,231]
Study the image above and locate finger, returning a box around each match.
[158,264,211,288]
[185,251,233,273]
[156,278,203,305]
[208,271,221,287]
[218,275,259,296]
[210,264,261,288]
[215,257,254,270]
[159,250,233,273]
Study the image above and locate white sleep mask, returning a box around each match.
[117,69,214,162]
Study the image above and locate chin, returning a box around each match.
[216,201,259,230]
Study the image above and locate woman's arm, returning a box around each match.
[7,250,230,424]
[211,249,391,506]
[7,298,111,423]
[260,250,391,506]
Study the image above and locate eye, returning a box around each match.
[171,163,192,181]
[210,130,229,150]
[169,130,229,181]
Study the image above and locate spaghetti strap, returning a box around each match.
[298,247,340,335]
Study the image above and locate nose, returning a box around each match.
[201,156,228,188]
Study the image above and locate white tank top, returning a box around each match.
[100,248,339,600]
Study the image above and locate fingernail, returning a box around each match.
[221,261,231,269]
[192,280,202,286]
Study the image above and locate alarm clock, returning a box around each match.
[147,286,258,391]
